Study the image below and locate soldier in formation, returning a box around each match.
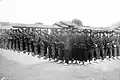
[0,27,120,66]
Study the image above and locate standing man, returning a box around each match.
[86,31,95,64]
[77,30,88,65]
[116,34,120,59]
[93,32,101,62]
[63,30,72,65]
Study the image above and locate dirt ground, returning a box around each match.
[0,49,120,80]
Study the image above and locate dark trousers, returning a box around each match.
[44,46,47,56]
[58,49,64,60]
[99,47,104,60]
[16,40,19,51]
[78,48,87,62]
[14,40,17,50]
[8,40,11,49]
[23,42,26,51]
[64,50,71,63]
[108,48,112,58]
[48,46,52,59]
[117,47,120,56]
[18,41,20,51]
[31,43,34,53]
[114,47,117,57]
[34,45,38,55]
[94,47,100,60]
[72,47,78,61]
[53,47,59,59]
[29,43,32,52]
[13,41,16,51]
[104,47,108,59]
[11,41,13,49]
[20,42,23,51]
[25,42,28,52]
[37,44,41,56]
[27,43,30,52]
[87,49,94,61]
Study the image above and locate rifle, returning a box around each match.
[34,29,50,45]
[38,29,64,44]
[51,29,65,44]
[35,29,65,49]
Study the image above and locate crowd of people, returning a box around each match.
[0,26,120,66]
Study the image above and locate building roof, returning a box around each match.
[60,21,77,27]
[12,23,61,29]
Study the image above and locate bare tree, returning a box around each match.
[35,22,43,25]
[72,19,83,26]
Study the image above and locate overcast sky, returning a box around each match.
[0,0,120,27]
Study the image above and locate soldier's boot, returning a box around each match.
[118,56,120,60]
[28,52,33,56]
[113,57,116,60]
[18,50,20,53]
[13,49,16,52]
[64,63,68,66]
[72,60,77,64]
[116,56,119,59]
[48,58,52,61]
[64,59,69,66]
[108,58,112,61]
[94,58,98,63]
[37,55,41,59]
[105,57,107,61]
[69,60,73,64]
[118,55,120,59]
[100,58,103,62]
[98,59,101,63]
[79,61,83,65]
[43,56,47,59]
[87,60,89,64]
[102,57,105,62]
[112,57,115,60]
[117,55,120,59]
[76,60,79,64]
[83,61,87,66]
[90,61,93,64]
[76,60,80,64]
[112,56,116,60]
[27,52,30,55]
[94,59,97,63]
[106,56,109,59]
[57,60,63,64]
[23,50,26,54]
[64,60,70,66]
[50,59,55,62]
[31,52,35,57]
[64,60,69,66]
[53,58,59,62]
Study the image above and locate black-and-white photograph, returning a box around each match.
[0,0,120,80]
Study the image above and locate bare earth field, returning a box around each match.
[0,49,120,80]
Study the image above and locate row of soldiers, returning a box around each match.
[0,27,120,66]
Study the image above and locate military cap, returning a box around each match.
[83,29,88,33]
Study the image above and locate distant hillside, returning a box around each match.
[0,25,12,29]
[106,21,120,30]
[0,22,12,29]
